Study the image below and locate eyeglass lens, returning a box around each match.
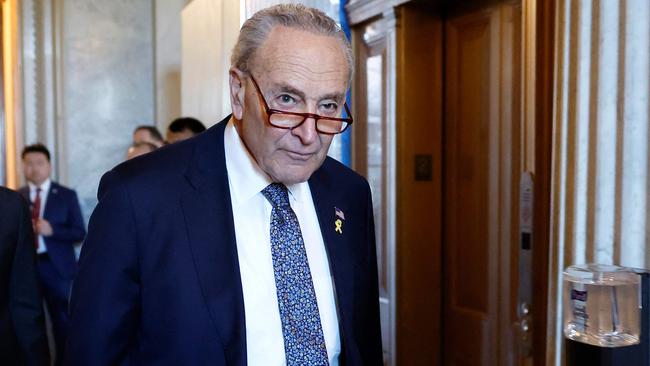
[269,113,348,134]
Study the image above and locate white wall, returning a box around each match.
[181,0,240,126]
[155,0,191,130]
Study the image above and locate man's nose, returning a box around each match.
[291,116,319,145]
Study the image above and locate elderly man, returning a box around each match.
[67,4,382,365]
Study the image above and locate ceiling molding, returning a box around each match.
[346,0,410,26]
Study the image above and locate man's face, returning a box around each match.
[134,129,162,147]
[230,26,349,185]
[133,129,151,144]
[23,152,51,186]
[166,129,195,144]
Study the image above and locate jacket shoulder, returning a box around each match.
[0,186,29,212]
[51,182,78,196]
[317,157,370,192]
[107,119,226,187]
[17,185,29,196]
[110,139,193,183]
[97,120,227,203]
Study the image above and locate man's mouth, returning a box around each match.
[285,150,315,161]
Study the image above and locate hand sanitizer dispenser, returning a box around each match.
[563,264,649,366]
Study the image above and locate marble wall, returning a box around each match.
[18,0,191,222]
[62,0,154,221]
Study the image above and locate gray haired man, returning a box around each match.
[67,5,382,365]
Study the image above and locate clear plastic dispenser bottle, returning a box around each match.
[563,264,649,366]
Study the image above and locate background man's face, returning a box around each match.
[134,129,162,147]
[23,152,51,186]
[234,26,349,185]
[133,129,151,144]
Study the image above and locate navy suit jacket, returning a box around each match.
[67,118,383,365]
[19,181,85,279]
[0,187,50,366]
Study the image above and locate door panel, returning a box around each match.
[443,3,522,366]
[444,11,495,366]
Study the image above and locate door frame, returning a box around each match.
[531,0,556,365]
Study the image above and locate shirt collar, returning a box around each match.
[224,118,305,205]
[28,178,51,194]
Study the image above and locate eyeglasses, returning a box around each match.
[249,75,353,135]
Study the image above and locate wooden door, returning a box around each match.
[443,2,523,365]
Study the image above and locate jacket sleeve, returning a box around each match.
[65,170,140,366]
[48,190,86,243]
[10,196,51,366]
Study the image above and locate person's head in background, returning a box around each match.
[126,142,158,160]
[166,117,206,144]
[133,125,164,148]
[22,144,52,186]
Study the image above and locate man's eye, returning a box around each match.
[321,103,338,112]
[279,95,295,104]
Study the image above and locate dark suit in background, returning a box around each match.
[0,187,50,366]
[19,182,85,365]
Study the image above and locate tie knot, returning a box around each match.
[262,183,290,208]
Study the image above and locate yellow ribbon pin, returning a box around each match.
[335,219,343,234]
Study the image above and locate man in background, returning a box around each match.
[165,117,206,143]
[19,143,85,366]
[133,125,164,148]
[0,186,50,365]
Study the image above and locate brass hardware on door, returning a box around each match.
[414,154,432,181]
[518,172,534,358]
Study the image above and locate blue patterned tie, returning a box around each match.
[261,183,329,365]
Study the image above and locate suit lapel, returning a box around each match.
[18,185,54,218]
[43,183,58,220]
[180,120,246,365]
[309,164,360,362]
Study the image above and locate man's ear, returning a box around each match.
[229,68,246,120]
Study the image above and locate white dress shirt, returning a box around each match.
[28,178,51,254]
[224,119,340,365]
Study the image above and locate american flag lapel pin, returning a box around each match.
[334,207,345,234]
